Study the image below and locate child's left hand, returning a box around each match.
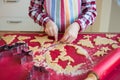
[60,22,80,43]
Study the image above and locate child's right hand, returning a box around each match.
[45,20,58,41]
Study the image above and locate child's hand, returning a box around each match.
[45,20,58,41]
[60,22,80,43]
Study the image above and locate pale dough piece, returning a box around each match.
[94,36,117,45]
[106,34,117,38]
[94,47,110,57]
[68,44,89,58]
[77,35,94,48]
[30,36,53,46]
[58,51,74,63]
[51,51,74,63]
[2,35,16,44]
[42,43,52,48]
[17,36,30,41]
[112,44,120,49]
[45,52,64,73]
[100,47,111,52]
[52,43,66,51]
[94,50,106,57]
[64,63,84,75]
[77,39,94,48]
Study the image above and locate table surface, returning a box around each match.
[0,32,120,80]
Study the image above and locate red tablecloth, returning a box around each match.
[0,33,120,80]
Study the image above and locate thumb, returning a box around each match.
[60,33,68,42]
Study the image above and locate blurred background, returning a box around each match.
[90,0,120,32]
[0,0,120,32]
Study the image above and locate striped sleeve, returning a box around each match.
[28,0,50,27]
[75,0,97,32]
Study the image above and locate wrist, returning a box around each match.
[74,20,82,32]
[44,18,51,27]
[45,19,52,27]
[73,22,80,32]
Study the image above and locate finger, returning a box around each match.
[45,28,48,34]
[48,29,54,36]
[53,30,58,41]
[45,29,53,36]
[54,32,58,41]
[51,28,58,41]
[47,30,51,36]
[60,34,69,43]
[45,29,50,36]
[66,37,74,43]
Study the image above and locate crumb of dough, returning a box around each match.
[106,34,117,38]
[1,35,16,44]
[17,36,30,41]
[94,36,117,45]
[30,36,53,46]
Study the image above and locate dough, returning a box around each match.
[94,47,110,57]
[2,35,16,44]
[77,39,94,48]
[43,43,88,75]
[77,35,94,48]
[94,36,117,45]
[29,46,39,54]
[112,44,120,49]
[30,36,53,46]
[17,36,30,41]
[106,34,117,38]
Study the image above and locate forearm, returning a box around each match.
[75,0,97,32]
[28,0,50,27]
